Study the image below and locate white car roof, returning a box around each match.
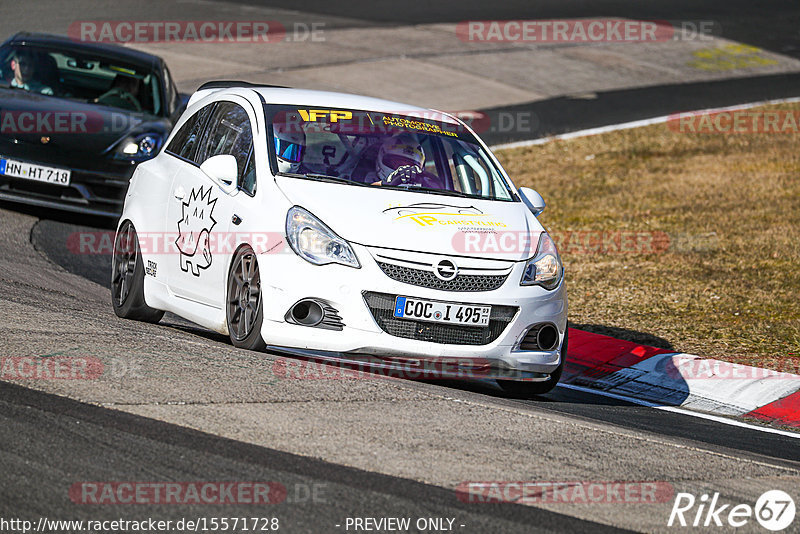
[189,85,460,125]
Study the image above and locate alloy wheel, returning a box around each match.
[227,251,262,340]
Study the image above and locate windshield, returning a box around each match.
[0,44,163,115]
[267,105,515,201]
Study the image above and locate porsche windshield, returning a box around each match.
[267,106,515,201]
[0,44,163,115]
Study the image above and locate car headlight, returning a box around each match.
[286,206,360,268]
[115,133,162,161]
[520,232,563,289]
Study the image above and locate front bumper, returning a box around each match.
[0,159,134,217]
[258,243,567,378]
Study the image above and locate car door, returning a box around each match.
[166,99,256,308]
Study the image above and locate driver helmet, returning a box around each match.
[273,122,306,174]
[376,133,424,182]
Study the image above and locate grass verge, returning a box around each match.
[496,102,800,372]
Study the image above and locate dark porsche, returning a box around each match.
[0,32,185,217]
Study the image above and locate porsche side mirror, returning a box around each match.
[200,154,238,194]
[517,187,546,216]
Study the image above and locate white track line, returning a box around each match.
[558,383,800,439]
[491,96,800,151]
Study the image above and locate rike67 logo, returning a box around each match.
[668,490,795,531]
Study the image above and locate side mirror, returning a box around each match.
[200,154,238,194]
[517,187,546,216]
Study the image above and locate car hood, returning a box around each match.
[0,88,168,157]
[275,176,544,261]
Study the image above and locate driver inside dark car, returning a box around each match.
[94,73,142,112]
[8,49,53,95]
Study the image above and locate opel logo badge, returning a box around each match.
[434,259,458,281]
[40,136,50,144]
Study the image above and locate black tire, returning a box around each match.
[226,246,266,351]
[498,329,567,397]
[111,221,164,323]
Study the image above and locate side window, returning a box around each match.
[442,140,512,200]
[444,144,475,195]
[196,101,254,192]
[166,103,214,162]
[444,140,490,197]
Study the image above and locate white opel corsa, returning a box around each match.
[112,82,568,395]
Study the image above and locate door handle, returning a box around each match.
[174,186,185,200]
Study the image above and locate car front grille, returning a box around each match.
[376,262,509,292]
[0,169,129,215]
[363,291,517,346]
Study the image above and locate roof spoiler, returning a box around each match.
[196,80,288,91]
[187,80,289,108]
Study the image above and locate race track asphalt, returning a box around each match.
[2,1,800,532]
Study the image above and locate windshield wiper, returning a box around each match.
[300,173,372,187]
[304,173,350,182]
[383,184,478,199]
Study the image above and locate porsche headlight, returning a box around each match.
[286,206,360,268]
[115,133,162,161]
[521,232,563,290]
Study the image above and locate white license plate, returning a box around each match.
[393,296,491,327]
[0,157,71,186]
